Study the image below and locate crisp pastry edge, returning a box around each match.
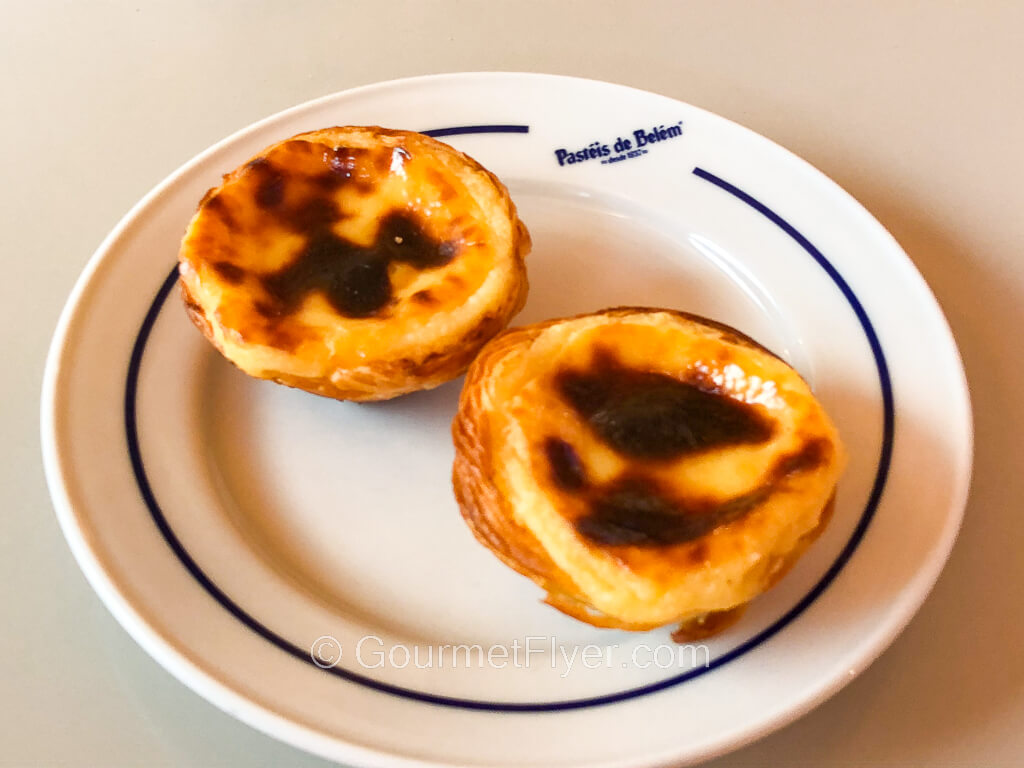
[179,126,531,402]
[451,307,841,636]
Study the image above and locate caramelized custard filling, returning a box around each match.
[555,351,774,459]
[576,476,771,547]
[198,140,464,320]
[259,211,458,319]
[543,351,828,548]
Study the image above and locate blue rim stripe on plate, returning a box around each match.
[124,128,893,712]
[422,124,530,138]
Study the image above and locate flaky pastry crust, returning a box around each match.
[178,126,530,401]
[452,308,845,636]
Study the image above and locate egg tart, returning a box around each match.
[452,308,845,638]
[178,126,530,401]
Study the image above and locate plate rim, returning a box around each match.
[40,71,974,768]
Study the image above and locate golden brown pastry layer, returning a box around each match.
[452,308,845,635]
[178,126,530,401]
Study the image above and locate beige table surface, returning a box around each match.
[3,1,1022,766]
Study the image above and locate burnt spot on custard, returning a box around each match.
[201,193,238,230]
[314,147,377,193]
[212,260,246,284]
[261,233,391,318]
[544,437,587,491]
[685,540,709,566]
[205,142,461,320]
[559,435,831,548]
[249,157,286,209]
[281,197,341,233]
[542,350,812,548]
[576,475,770,547]
[372,145,401,175]
[539,433,778,548]
[556,351,774,460]
[259,211,457,319]
[771,437,831,479]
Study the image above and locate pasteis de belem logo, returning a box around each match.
[553,120,685,167]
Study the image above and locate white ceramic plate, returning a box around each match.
[41,73,972,768]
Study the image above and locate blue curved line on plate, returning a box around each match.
[422,124,529,138]
[124,139,893,712]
